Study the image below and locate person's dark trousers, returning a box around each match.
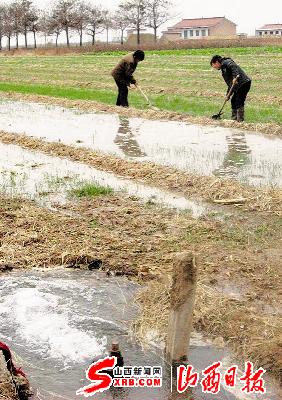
[231,81,251,121]
[115,79,129,107]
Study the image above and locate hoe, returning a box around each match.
[212,74,240,120]
[135,85,159,111]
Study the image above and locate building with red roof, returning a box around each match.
[162,17,237,41]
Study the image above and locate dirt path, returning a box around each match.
[1,193,281,380]
[2,92,282,137]
[1,130,281,215]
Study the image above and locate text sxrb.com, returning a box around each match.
[76,356,266,397]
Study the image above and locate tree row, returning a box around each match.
[0,0,172,50]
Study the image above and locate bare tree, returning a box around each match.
[10,1,22,49]
[102,10,113,45]
[86,4,104,45]
[38,11,48,46]
[145,0,171,41]
[2,5,14,50]
[48,17,62,47]
[51,22,62,47]
[113,11,129,45]
[52,0,76,47]
[72,0,89,46]
[0,4,5,50]
[39,10,62,47]
[19,0,34,48]
[29,6,39,48]
[119,0,147,45]
[0,0,170,49]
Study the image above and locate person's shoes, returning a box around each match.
[231,109,237,120]
[237,107,245,122]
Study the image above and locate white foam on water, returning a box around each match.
[0,279,20,290]
[0,287,106,364]
[91,316,122,328]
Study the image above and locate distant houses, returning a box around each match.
[255,24,282,37]
[162,17,237,41]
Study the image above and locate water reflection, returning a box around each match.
[0,100,281,187]
[114,117,146,158]
[214,132,251,178]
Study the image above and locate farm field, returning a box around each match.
[0,104,281,387]
[0,45,281,399]
[0,46,281,126]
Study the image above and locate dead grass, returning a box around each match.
[1,193,281,380]
[0,354,17,400]
[0,194,188,272]
[134,281,282,380]
[2,92,282,137]
[1,37,281,57]
[0,130,281,215]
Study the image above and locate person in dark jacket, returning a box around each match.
[92,343,124,378]
[111,50,145,107]
[210,55,251,122]
[109,343,124,368]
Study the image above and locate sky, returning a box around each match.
[2,0,282,45]
[28,0,282,36]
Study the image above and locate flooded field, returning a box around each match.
[0,96,281,400]
[0,142,207,215]
[0,100,281,187]
[1,269,279,400]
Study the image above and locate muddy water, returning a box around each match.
[0,142,207,216]
[0,100,281,187]
[1,269,279,400]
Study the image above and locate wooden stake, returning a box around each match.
[165,252,197,365]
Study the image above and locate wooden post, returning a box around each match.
[165,252,197,365]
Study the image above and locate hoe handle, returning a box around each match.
[226,74,240,100]
[218,74,240,115]
[136,85,150,104]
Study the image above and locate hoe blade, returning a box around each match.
[212,112,223,120]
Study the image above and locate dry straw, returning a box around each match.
[0,130,281,215]
[1,191,281,380]
[1,36,282,57]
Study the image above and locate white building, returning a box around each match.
[256,24,282,36]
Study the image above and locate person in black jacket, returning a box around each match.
[111,50,145,107]
[109,343,124,368]
[92,343,124,378]
[210,55,251,122]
